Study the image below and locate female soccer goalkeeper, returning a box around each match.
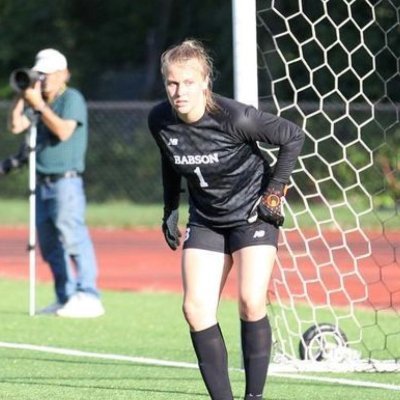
[148,39,305,400]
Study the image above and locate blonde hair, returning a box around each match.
[160,39,218,113]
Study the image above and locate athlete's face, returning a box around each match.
[164,60,208,123]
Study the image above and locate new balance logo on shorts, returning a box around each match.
[168,138,178,145]
[184,227,191,242]
[253,230,265,238]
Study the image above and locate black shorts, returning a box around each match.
[183,220,279,255]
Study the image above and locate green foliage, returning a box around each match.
[257,1,400,103]
[85,123,162,202]
[268,107,400,208]
[0,0,233,100]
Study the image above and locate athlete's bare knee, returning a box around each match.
[239,298,266,321]
[182,300,201,325]
[182,301,215,331]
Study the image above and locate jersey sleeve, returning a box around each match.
[231,104,305,184]
[161,155,182,210]
[148,105,182,211]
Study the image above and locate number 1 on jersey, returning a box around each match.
[194,167,209,187]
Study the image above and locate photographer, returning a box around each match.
[8,48,104,318]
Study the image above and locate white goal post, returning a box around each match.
[232,0,400,373]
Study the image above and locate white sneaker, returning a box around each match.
[56,293,105,318]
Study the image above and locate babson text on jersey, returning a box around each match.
[174,153,219,165]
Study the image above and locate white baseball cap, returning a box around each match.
[32,48,68,73]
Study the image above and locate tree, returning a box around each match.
[0,0,233,100]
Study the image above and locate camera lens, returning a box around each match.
[13,70,31,91]
[9,68,43,92]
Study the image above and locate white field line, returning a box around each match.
[1,341,399,392]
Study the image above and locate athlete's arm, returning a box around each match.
[234,105,305,184]
[160,156,182,250]
[147,106,182,210]
[148,106,182,249]
[227,102,304,226]
[161,155,182,210]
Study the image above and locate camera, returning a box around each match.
[9,68,45,92]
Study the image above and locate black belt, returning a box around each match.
[37,170,82,183]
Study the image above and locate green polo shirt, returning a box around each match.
[36,87,88,174]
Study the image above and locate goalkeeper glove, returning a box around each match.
[162,208,181,250]
[248,180,287,227]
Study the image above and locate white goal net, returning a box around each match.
[255,0,399,372]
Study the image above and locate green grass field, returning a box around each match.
[0,279,399,400]
[1,198,399,398]
[0,198,397,230]
[0,199,166,228]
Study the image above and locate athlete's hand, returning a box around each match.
[248,180,287,227]
[162,208,181,250]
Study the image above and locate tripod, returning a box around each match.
[27,109,39,316]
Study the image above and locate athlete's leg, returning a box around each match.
[234,245,276,321]
[182,248,231,330]
[233,245,276,400]
[182,247,234,400]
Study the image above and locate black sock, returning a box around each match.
[190,324,233,400]
[241,316,272,399]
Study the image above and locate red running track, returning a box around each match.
[0,227,399,310]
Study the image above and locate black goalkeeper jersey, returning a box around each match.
[148,95,305,228]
